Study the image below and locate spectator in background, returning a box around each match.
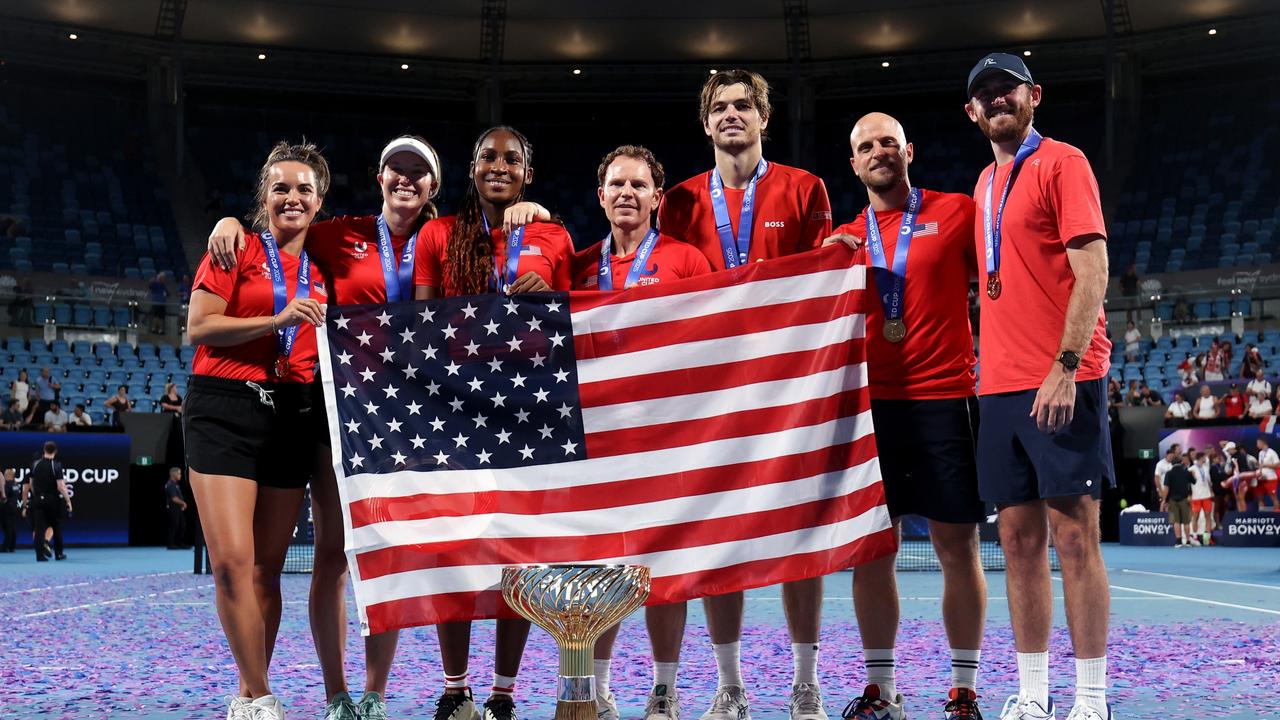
[1162,453,1196,547]
[1194,385,1219,421]
[10,369,31,418]
[1177,353,1199,387]
[1126,379,1142,406]
[1165,393,1192,423]
[22,441,71,561]
[1153,446,1178,510]
[32,367,60,421]
[1249,390,1274,419]
[104,385,133,428]
[1240,346,1265,378]
[1120,263,1139,297]
[1137,384,1164,407]
[1,468,18,552]
[1190,451,1216,543]
[159,383,183,415]
[42,402,68,433]
[178,273,193,306]
[2,399,25,430]
[68,404,93,428]
[1172,298,1189,323]
[1256,437,1280,511]
[1123,321,1141,362]
[1247,370,1272,399]
[1107,378,1124,407]
[148,272,168,334]
[1221,384,1246,421]
[7,280,34,326]
[1220,341,1234,375]
[164,467,189,549]
[1204,340,1225,381]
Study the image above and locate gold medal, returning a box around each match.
[987,272,1002,300]
[273,356,291,379]
[883,318,907,343]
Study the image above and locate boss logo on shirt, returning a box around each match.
[763,221,786,228]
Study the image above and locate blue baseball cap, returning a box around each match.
[967,53,1034,98]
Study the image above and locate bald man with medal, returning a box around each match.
[825,112,988,720]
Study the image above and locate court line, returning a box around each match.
[10,583,214,619]
[1050,576,1280,616]
[1119,568,1280,591]
[0,571,188,597]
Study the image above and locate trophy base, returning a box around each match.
[553,700,598,720]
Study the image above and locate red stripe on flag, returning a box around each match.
[573,289,864,362]
[568,245,860,315]
[585,387,870,457]
[354,480,886,581]
[361,526,897,633]
[349,430,878,529]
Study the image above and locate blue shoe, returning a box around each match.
[325,691,358,720]
[359,691,388,720]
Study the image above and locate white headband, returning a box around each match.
[379,137,441,188]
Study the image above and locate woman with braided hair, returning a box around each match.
[413,126,573,720]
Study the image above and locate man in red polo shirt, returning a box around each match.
[965,54,1113,720]
[1221,384,1246,420]
[825,113,986,720]
[658,69,832,720]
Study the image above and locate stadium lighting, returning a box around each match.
[1023,50,1032,56]
[400,63,410,70]
[881,60,890,68]
[572,68,582,75]
[257,53,267,60]
[1208,27,1217,35]
[68,33,78,40]
[709,69,718,75]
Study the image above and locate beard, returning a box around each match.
[978,101,1034,143]
[860,163,904,191]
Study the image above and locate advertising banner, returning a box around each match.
[2,432,131,545]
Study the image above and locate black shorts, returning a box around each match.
[310,377,331,448]
[977,377,1115,505]
[871,396,986,524]
[182,375,316,489]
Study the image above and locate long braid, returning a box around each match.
[444,126,532,295]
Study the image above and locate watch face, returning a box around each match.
[1060,352,1081,370]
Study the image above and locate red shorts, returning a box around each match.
[1191,498,1214,517]
[1261,478,1279,495]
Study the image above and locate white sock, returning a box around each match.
[1017,652,1050,708]
[713,642,743,688]
[864,648,895,700]
[444,670,469,692]
[951,648,980,691]
[1074,656,1107,714]
[654,661,679,689]
[594,659,612,701]
[492,673,516,698]
[792,642,819,686]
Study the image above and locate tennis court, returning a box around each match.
[2,545,1275,719]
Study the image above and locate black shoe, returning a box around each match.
[36,555,48,562]
[434,689,478,720]
[483,694,517,720]
[55,553,67,560]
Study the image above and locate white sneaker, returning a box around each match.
[645,684,681,720]
[434,691,482,720]
[226,696,253,720]
[247,695,286,720]
[998,695,1055,720]
[790,683,828,720]
[839,685,904,720]
[701,685,751,720]
[1064,704,1111,720]
[598,691,620,720]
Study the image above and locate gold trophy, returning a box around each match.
[501,564,651,720]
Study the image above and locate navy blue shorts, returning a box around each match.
[871,396,986,524]
[977,377,1115,505]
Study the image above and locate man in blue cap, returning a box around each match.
[964,53,1115,720]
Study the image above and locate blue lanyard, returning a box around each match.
[982,127,1042,276]
[259,231,311,359]
[710,158,768,268]
[374,215,418,303]
[598,228,660,291]
[864,187,921,322]
[481,214,525,292]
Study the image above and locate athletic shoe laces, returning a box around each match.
[326,693,359,720]
[792,684,824,716]
[708,686,745,715]
[436,692,474,720]
[485,694,518,720]
[944,690,983,720]
[646,684,675,717]
[841,693,887,720]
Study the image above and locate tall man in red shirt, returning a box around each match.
[965,54,1114,720]
[825,113,986,720]
[658,69,832,720]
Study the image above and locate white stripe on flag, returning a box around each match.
[359,503,891,603]
[348,457,881,551]
[577,314,866,385]
[338,409,875,503]
[571,266,865,335]
[582,362,867,432]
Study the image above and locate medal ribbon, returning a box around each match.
[598,228,660,291]
[983,127,1042,279]
[482,214,525,292]
[374,215,418,303]
[259,231,311,362]
[710,158,768,268]
[865,187,921,324]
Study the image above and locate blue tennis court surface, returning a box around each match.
[1,545,1276,719]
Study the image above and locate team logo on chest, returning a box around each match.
[350,240,370,260]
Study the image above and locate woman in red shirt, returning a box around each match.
[413,126,573,720]
[185,141,329,720]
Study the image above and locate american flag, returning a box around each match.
[911,220,939,237]
[317,245,894,635]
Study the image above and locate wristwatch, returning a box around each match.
[1056,351,1081,372]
